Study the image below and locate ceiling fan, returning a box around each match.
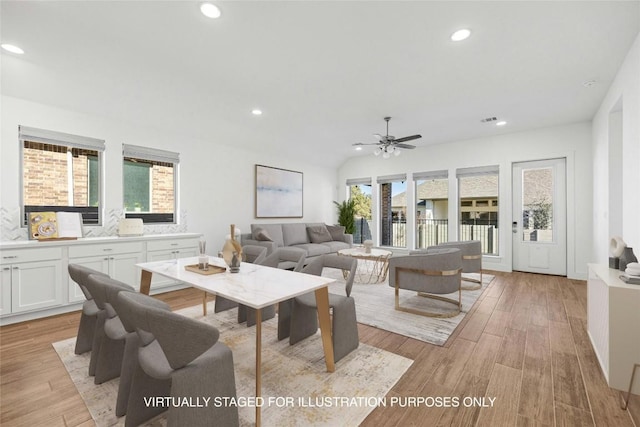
[353,116,422,158]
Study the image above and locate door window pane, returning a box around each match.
[381,180,407,247]
[349,184,372,244]
[522,167,553,242]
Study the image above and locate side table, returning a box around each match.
[338,247,392,284]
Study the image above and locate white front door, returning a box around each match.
[512,158,567,275]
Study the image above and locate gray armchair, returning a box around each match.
[118,292,239,427]
[424,240,482,290]
[289,254,359,363]
[388,248,463,318]
[67,264,108,355]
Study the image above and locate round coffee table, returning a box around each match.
[338,247,392,284]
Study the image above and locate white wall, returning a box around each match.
[592,33,640,264]
[338,122,593,279]
[0,96,337,249]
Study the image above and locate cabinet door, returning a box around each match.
[109,252,144,289]
[67,257,110,303]
[11,260,63,313]
[1,267,11,315]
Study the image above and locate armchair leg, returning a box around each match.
[461,271,482,290]
[395,285,461,318]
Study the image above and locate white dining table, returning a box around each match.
[137,256,336,426]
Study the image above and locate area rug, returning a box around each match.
[53,307,412,427]
[325,270,494,346]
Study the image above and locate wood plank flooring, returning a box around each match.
[0,271,637,426]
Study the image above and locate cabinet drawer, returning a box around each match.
[69,241,144,258]
[0,247,63,264]
[146,239,199,252]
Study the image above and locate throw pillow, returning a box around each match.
[307,225,333,243]
[326,224,345,241]
[253,228,273,242]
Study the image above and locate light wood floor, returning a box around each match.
[0,271,638,426]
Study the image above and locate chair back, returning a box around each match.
[68,264,108,300]
[425,240,481,273]
[262,248,306,272]
[117,291,170,345]
[322,254,357,297]
[87,273,133,315]
[242,245,268,264]
[388,248,462,294]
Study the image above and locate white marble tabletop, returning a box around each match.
[137,256,335,309]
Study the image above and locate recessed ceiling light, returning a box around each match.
[496,121,507,126]
[1,44,24,54]
[200,3,221,19]
[582,80,597,87]
[251,109,262,116]
[355,146,363,151]
[450,29,471,42]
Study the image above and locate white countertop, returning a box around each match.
[0,232,202,250]
[588,263,640,290]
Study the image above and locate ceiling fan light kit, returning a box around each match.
[354,116,421,159]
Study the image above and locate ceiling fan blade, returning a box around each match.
[395,143,416,149]
[352,142,383,146]
[394,134,422,143]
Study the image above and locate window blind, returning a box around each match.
[19,125,105,152]
[122,144,180,164]
[456,165,499,177]
[413,170,448,180]
[346,177,372,186]
[376,174,407,184]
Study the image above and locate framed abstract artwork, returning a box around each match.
[255,164,303,218]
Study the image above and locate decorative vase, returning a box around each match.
[222,224,243,267]
[619,247,638,271]
[229,251,240,273]
[363,240,373,254]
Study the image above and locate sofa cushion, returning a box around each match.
[292,243,332,258]
[251,224,284,247]
[307,224,332,243]
[326,225,346,241]
[320,241,351,253]
[282,223,309,246]
[253,228,273,242]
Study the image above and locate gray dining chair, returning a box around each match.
[86,273,134,384]
[114,291,172,426]
[289,254,359,363]
[119,292,239,427]
[209,245,268,315]
[67,264,108,355]
[239,248,306,328]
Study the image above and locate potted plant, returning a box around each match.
[333,199,356,235]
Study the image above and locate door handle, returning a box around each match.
[512,221,518,234]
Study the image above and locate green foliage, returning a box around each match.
[334,199,356,235]
[529,197,552,229]
[350,185,372,219]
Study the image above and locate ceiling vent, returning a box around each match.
[480,117,497,123]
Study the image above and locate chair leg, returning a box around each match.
[214,295,238,314]
[246,305,275,327]
[461,270,482,290]
[116,333,139,417]
[395,283,461,318]
[75,312,96,355]
[125,361,170,427]
[94,334,125,384]
[168,343,239,427]
[89,310,107,376]
[289,300,319,345]
[332,297,359,362]
[277,299,293,341]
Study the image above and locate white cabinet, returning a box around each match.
[587,264,640,394]
[1,247,63,314]
[68,241,144,301]
[1,233,201,324]
[146,238,199,289]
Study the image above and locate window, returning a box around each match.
[20,126,104,225]
[414,170,449,249]
[122,144,179,223]
[346,178,372,244]
[457,166,499,255]
[378,174,407,248]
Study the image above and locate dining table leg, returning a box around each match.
[255,308,262,427]
[315,287,335,373]
[139,269,152,295]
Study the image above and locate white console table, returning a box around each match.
[587,264,640,394]
[0,233,201,325]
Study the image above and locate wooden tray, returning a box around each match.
[184,264,226,275]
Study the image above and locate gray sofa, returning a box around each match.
[241,223,353,263]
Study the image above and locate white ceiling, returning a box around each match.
[1,1,639,168]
